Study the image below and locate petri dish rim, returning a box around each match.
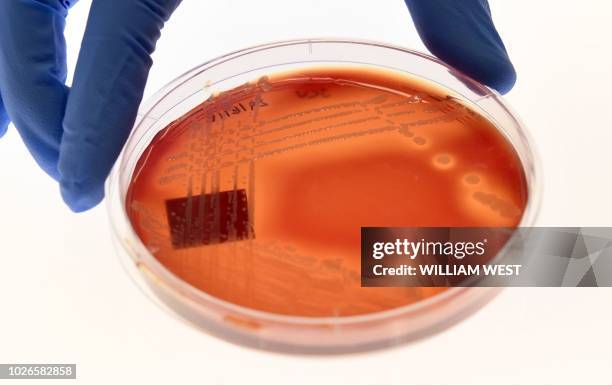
[106,39,542,334]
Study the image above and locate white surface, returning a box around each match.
[1,1,611,384]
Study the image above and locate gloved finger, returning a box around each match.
[59,0,181,212]
[0,0,74,179]
[404,0,516,94]
[0,94,9,137]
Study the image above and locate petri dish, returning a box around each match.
[106,39,541,354]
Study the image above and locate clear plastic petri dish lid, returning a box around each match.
[106,39,541,354]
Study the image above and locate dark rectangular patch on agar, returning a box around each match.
[165,189,251,249]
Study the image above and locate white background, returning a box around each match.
[1,1,611,384]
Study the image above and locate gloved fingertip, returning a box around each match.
[405,0,517,94]
[0,104,9,138]
[465,53,517,94]
[420,29,517,94]
[60,179,105,212]
[0,120,8,138]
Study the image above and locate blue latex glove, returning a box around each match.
[0,0,516,212]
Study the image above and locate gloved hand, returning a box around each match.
[0,0,516,212]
